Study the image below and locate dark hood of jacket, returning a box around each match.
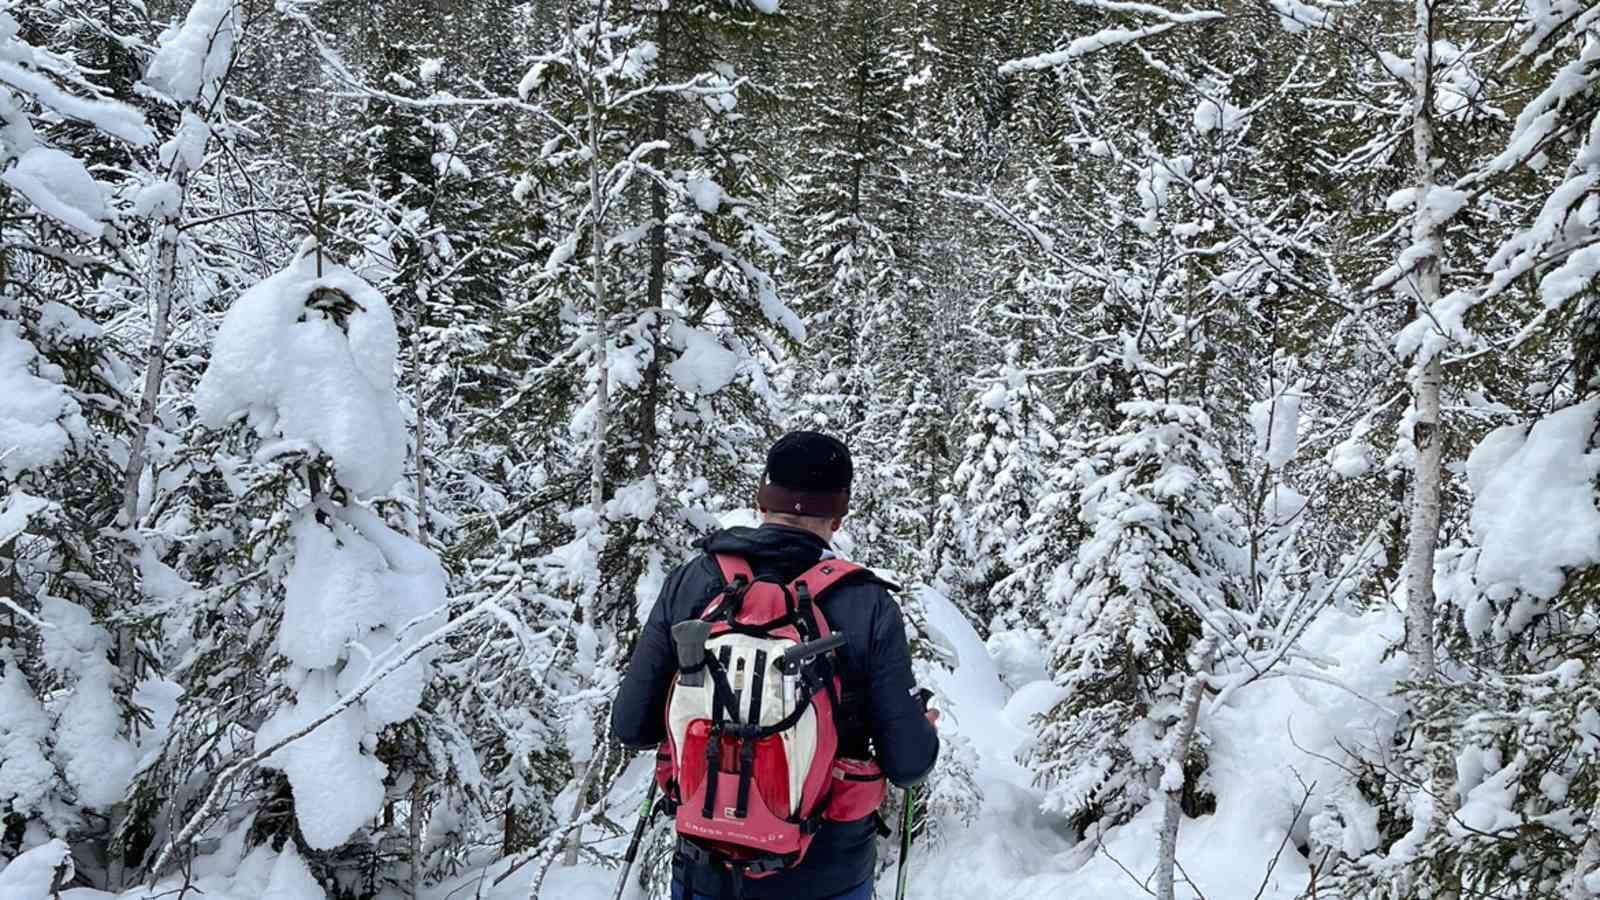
[699,524,828,579]
[701,525,899,589]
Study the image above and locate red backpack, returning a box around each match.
[656,554,887,891]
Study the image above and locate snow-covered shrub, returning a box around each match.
[121,250,459,894]
[0,195,146,874]
[1326,400,1600,899]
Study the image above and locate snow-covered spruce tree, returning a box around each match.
[923,178,1083,622]
[242,4,581,877]
[100,2,270,886]
[952,7,1322,640]
[987,0,1600,892]
[0,0,160,876]
[305,0,529,540]
[0,311,146,872]
[931,358,1058,636]
[779,0,942,570]
[1026,400,1248,839]
[1392,399,1600,900]
[1191,0,1600,894]
[1325,24,1600,899]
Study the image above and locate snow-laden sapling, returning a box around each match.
[157,249,448,885]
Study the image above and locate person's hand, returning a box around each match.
[913,688,937,728]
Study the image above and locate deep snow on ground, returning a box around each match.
[0,580,1404,900]
[906,587,1406,900]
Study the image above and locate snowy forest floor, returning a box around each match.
[422,582,1084,900]
[5,582,1406,900]
[441,587,1406,900]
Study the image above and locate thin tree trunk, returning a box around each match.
[1405,352,1442,682]
[411,275,429,897]
[117,208,184,695]
[1155,639,1214,900]
[503,789,518,856]
[1,536,17,650]
[1403,0,1442,683]
[1571,800,1600,899]
[636,12,667,476]
[119,207,183,533]
[108,193,183,891]
[410,776,425,900]
[414,286,429,541]
[1403,2,1456,882]
[564,1,611,864]
[584,36,609,570]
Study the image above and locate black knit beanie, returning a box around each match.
[756,431,852,517]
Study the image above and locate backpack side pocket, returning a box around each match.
[823,757,887,822]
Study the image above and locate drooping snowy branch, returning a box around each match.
[145,582,518,881]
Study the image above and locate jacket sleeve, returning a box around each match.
[610,562,692,749]
[866,593,940,787]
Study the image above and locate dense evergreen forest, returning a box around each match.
[2,0,1600,897]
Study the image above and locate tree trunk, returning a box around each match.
[108,192,183,891]
[1155,639,1214,900]
[0,536,17,651]
[1403,1,1456,878]
[1571,800,1600,899]
[119,209,183,533]
[1402,0,1441,683]
[585,38,609,551]
[409,776,425,899]
[636,12,668,478]
[1405,352,1442,682]
[413,284,429,541]
[565,6,612,864]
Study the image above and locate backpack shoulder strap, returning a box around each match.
[789,559,866,601]
[700,553,754,621]
[713,553,755,586]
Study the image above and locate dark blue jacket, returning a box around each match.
[611,524,940,900]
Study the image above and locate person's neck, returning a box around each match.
[760,517,833,544]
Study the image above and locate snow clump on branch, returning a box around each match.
[194,253,406,498]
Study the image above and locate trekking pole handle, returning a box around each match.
[778,632,846,674]
[913,688,933,711]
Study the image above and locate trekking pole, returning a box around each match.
[895,688,935,900]
[895,783,917,900]
[610,779,659,900]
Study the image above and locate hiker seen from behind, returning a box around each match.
[612,431,940,900]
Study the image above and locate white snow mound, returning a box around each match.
[0,322,77,478]
[144,0,238,103]
[2,147,106,238]
[0,839,71,900]
[668,322,741,395]
[1469,399,1600,599]
[194,254,405,497]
